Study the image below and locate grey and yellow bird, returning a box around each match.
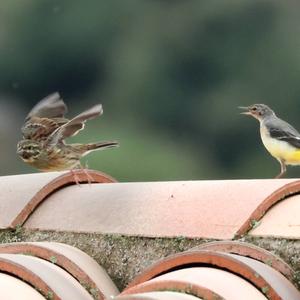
[240,104,300,178]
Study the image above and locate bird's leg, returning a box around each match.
[275,160,286,178]
[80,161,94,185]
[69,163,94,185]
[70,169,81,186]
[70,163,92,186]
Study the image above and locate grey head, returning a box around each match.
[239,104,275,121]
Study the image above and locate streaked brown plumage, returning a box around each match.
[17,92,119,172]
[21,92,68,141]
[17,139,118,171]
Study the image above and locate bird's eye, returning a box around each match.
[252,107,257,111]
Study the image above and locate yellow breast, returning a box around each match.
[260,125,300,165]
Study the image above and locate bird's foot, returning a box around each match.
[70,169,81,186]
[81,168,95,185]
[70,163,95,186]
[275,171,285,179]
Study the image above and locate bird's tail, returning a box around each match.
[72,140,119,156]
[85,141,119,152]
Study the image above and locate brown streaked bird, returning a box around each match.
[17,93,119,174]
[240,104,300,178]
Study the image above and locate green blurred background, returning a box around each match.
[1,0,300,181]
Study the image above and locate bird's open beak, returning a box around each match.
[238,106,251,115]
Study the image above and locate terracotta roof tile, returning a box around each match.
[193,240,295,281]
[126,250,300,299]
[0,253,93,299]
[0,240,298,299]
[23,179,300,239]
[123,267,267,300]
[230,254,300,300]
[237,179,300,236]
[2,171,300,299]
[0,170,116,229]
[115,291,202,299]
[250,193,300,238]
[0,273,45,300]
[0,242,119,299]
[0,172,62,229]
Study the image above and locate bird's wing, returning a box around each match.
[267,118,300,148]
[47,104,103,146]
[25,92,67,120]
[21,117,69,140]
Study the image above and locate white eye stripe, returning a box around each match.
[26,149,39,153]
[24,123,47,129]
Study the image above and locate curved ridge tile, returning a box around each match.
[237,179,300,236]
[123,268,266,300]
[250,193,300,238]
[123,279,224,300]
[0,273,45,300]
[10,169,116,228]
[0,242,119,299]
[0,172,64,229]
[24,179,298,238]
[126,250,300,300]
[230,254,300,300]
[115,291,202,299]
[193,241,294,280]
[0,253,92,300]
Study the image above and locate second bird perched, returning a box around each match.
[17,92,119,172]
[240,104,300,178]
